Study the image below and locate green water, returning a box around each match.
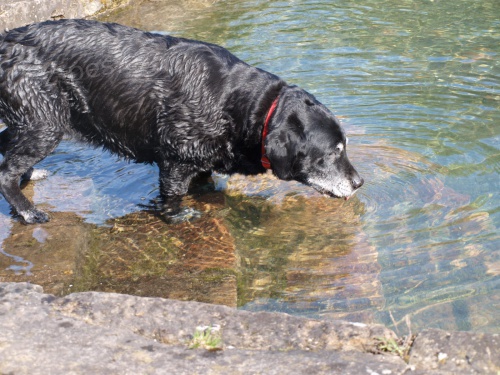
[1,0,498,333]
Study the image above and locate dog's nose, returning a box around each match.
[352,175,364,190]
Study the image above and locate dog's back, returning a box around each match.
[0,19,251,161]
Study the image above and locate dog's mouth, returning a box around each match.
[307,179,358,200]
[308,182,343,199]
[343,188,360,201]
[313,185,338,198]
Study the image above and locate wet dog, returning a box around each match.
[0,19,363,224]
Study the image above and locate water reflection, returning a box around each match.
[224,190,382,323]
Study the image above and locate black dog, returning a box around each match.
[0,19,363,224]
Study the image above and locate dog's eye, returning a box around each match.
[335,143,344,154]
[304,98,315,106]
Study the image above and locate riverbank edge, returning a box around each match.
[1,282,498,374]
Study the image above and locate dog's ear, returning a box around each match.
[265,113,304,180]
[265,129,292,180]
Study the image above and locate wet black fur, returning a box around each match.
[0,19,362,224]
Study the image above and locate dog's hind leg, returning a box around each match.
[0,128,50,182]
[21,167,50,182]
[0,126,63,224]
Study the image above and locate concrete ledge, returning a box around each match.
[2,282,499,374]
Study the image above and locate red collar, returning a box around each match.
[261,96,279,169]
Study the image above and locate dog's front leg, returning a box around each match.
[158,161,201,222]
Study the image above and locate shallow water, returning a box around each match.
[1,0,499,334]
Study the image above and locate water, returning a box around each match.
[1,0,499,334]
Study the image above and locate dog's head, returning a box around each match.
[265,86,364,199]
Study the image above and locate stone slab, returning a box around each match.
[0,282,411,375]
[5,282,499,374]
[409,328,500,374]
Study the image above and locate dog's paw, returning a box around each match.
[21,168,49,182]
[18,208,50,224]
[162,207,201,223]
[29,169,50,181]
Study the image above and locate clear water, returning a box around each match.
[1,0,499,333]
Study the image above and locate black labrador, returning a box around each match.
[0,19,363,224]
